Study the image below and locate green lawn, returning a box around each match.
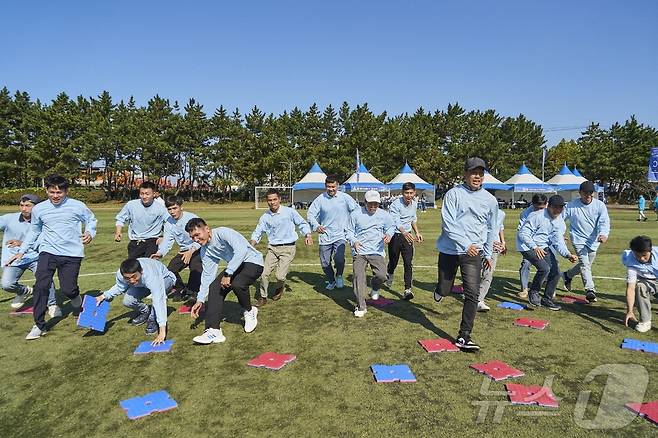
[0,203,656,437]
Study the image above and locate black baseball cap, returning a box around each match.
[579,180,595,194]
[464,157,487,171]
[548,194,566,207]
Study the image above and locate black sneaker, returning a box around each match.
[433,289,444,303]
[455,337,480,351]
[145,316,158,335]
[528,291,542,307]
[402,289,414,301]
[129,306,151,326]
[585,290,597,303]
[541,298,561,311]
[562,272,572,292]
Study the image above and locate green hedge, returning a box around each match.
[0,187,108,205]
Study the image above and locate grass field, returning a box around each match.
[0,203,656,437]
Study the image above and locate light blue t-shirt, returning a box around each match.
[19,197,97,258]
[307,191,359,245]
[251,206,312,245]
[436,184,498,259]
[346,207,396,257]
[115,199,168,240]
[0,212,41,266]
[516,209,570,257]
[388,197,418,234]
[104,258,176,326]
[197,227,264,303]
[157,211,201,257]
[563,198,610,251]
[621,247,658,282]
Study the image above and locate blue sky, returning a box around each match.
[1,0,656,146]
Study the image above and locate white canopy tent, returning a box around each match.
[291,162,327,206]
[388,162,435,194]
[501,164,556,207]
[341,163,389,201]
[547,164,604,201]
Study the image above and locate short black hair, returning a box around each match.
[630,235,652,253]
[531,194,548,205]
[44,175,69,191]
[266,188,280,198]
[120,258,143,275]
[325,174,340,185]
[401,182,416,191]
[140,181,158,191]
[185,217,207,233]
[165,195,184,208]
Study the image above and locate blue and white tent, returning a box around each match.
[341,163,388,192]
[387,162,435,192]
[572,167,583,177]
[292,162,327,204]
[483,171,512,191]
[504,164,556,193]
[547,164,584,191]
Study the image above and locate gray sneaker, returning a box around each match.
[528,291,542,307]
[11,286,33,310]
[25,325,46,340]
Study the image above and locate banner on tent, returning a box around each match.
[648,147,658,182]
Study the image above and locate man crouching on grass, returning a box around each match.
[186,218,264,345]
[96,258,175,345]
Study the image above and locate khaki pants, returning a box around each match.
[259,244,296,298]
[353,254,387,311]
[636,279,657,323]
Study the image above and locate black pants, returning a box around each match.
[167,251,202,293]
[205,262,264,329]
[128,238,159,259]
[521,248,560,300]
[387,233,414,289]
[435,252,482,340]
[33,252,83,330]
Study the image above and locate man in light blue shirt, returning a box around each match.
[433,158,498,351]
[186,218,264,345]
[307,175,359,290]
[7,176,97,340]
[115,181,168,258]
[562,181,610,303]
[346,190,395,317]
[250,188,312,306]
[622,235,657,333]
[96,258,175,344]
[637,194,647,221]
[517,194,548,299]
[151,195,202,303]
[1,194,58,316]
[517,195,578,310]
[386,182,424,300]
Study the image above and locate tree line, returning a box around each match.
[0,86,655,202]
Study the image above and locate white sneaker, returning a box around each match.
[193,328,226,344]
[335,276,344,288]
[48,305,62,318]
[477,301,490,312]
[369,290,380,300]
[70,295,82,309]
[326,281,336,290]
[25,325,46,340]
[353,307,367,318]
[244,306,259,333]
[11,286,33,310]
[402,289,414,300]
[635,321,652,333]
[385,273,393,288]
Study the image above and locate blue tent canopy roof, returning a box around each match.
[558,164,573,175]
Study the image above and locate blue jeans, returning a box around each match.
[319,240,346,283]
[565,246,597,291]
[521,248,560,300]
[519,258,531,290]
[1,262,56,306]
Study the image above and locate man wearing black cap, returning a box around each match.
[433,157,499,351]
[0,195,59,316]
[517,195,578,309]
[561,180,610,303]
